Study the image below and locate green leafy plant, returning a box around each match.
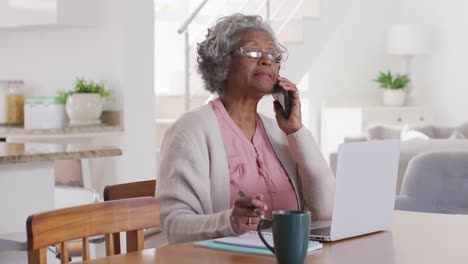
[373,70,410,90]
[58,77,113,101]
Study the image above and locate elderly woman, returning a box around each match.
[156,13,334,244]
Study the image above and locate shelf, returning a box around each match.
[0,124,123,140]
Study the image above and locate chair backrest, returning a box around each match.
[396,151,468,214]
[104,179,156,201]
[27,197,160,264]
[103,179,157,254]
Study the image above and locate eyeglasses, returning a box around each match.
[230,46,282,63]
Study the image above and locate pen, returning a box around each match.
[237,190,265,220]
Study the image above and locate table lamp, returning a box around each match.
[386,24,430,104]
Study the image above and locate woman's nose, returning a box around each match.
[259,54,272,66]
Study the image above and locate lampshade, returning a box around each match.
[386,24,429,55]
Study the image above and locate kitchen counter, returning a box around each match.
[0,142,122,164]
[0,124,122,139]
[0,123,122,134]
[0,142,122,233]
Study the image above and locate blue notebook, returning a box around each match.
[194,231,322,256]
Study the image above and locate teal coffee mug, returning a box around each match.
[257,210,310,264]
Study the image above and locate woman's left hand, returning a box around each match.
[273,76,303,135]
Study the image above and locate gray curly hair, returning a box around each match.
[197,13,287,95]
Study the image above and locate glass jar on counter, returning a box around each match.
[7,80,25,126]
[0,81,8,124]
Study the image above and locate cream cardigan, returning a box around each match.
[156,104,335,244]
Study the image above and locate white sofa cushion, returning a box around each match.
[449,130,467,140]
[401,125,431,141]
[367,123,436,140]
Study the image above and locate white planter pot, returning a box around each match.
[382,89,406,106]
[66,94,103,126]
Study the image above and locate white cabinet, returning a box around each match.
[0,0,99,28]
[359,107,430,128]
[320,104,432,163]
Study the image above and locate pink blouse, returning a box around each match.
[210,97,298,219]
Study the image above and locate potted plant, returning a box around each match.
[59,78,112,126]
[373,70,410,106]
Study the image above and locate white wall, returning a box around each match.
[121,0,156,185]
[0,2,124,102]
[281,0,468,136]
[394,0,468,125]
[287,0,468,130]
[0,0,156,194]
[154,20,185,95]
[279,0,399,138]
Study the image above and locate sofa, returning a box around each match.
[329,122,468,194]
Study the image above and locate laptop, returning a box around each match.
[309,140,400,241]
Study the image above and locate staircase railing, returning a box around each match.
[177,0,209,111]
[189,0,252,53]
[276,0,305,36]
[269,0,289,21]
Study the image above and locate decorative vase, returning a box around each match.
[382,89,406,106]
[66,93,102,126]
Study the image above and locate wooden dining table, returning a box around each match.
[75,210,468,264]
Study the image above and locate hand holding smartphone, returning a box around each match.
[271,82,293,119]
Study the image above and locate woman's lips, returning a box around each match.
[254,72,272,80]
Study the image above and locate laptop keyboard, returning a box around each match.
[311,226,331,236]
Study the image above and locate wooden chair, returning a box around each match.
[103,179,157,254]
[27,197,160,264]
[103,179,156,201]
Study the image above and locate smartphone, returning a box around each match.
[271,82,292,119]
